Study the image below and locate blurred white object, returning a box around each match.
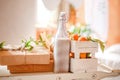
[101,76,120,80]
[3,44,21,50]
[96,44,120,70]
[42,0,61,10]
[67,0,83,9]
[0,65,10,76]
[42,0,84,11]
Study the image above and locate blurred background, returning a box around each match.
[0,0,119,47]
[0,1,120,79]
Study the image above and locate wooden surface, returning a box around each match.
[0,71,119,80]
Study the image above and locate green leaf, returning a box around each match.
[39,35,43,42]
[21,40,25,43]
[47,34,52,39]
[36,35,48,48]
[99,41,105,52]
[34,41,39,45]
[0,41,5,49]
[92,38,105,52]
[25,40,31,47]
[28,46,33,51]
[73,27,81,34]
[87,36,92,41]
[80,27,92,36]
[21,37,35,51]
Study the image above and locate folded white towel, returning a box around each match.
[0,65,10,76]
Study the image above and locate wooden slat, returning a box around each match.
[7,60,54,74]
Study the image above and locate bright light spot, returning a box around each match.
[36,0,54,28]
[68,25,75,32]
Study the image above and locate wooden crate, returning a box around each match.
[70,41,98,73]
[0,50,50,65]
[71,41,98,59]
[7,64,34,73]
[34,60,54,72]
[26,52,50,64]
[7,60,54,74]
[70,58,97,73]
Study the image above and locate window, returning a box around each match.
[36,0,58,28]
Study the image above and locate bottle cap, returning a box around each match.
[59,12,66,21]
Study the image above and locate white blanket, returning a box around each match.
[96,44,120,70]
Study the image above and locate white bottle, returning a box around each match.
[54,12,70,73]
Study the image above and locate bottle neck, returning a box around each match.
[58,20,66,29]
[56,19,68,38]
[55,12,68,38]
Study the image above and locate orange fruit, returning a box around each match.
[80,53,87,59]
[73,34,79,41]
[78,36,87,41]
[69,52,74,58]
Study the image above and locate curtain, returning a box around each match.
[85,0,109,41]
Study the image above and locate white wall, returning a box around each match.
[0,0,36,45]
